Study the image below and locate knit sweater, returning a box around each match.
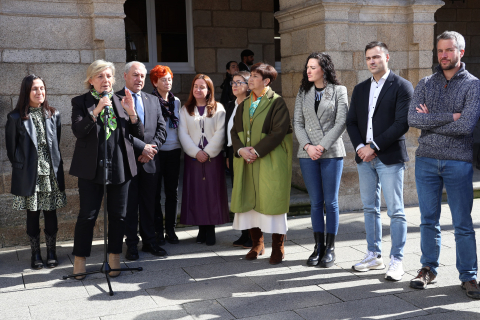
[408,63,480,163]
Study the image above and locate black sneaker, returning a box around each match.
[142,243,167,257]
[461,280,480,299]
[410,266,436,289]
[125,246,139,261]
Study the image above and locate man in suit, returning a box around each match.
[238,49,254,71]
[120,61,167,260]
[346,41,414,281]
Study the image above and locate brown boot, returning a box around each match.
[270,233,285,265]
[109,253,121,278]
[73,256,86,280]
[245,228,265,260]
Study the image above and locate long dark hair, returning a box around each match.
[300,52,340,93]
[15,74,55,120]
[185,74,217,118]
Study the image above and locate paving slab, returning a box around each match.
[236,311,304,320]
[146,276,264,307]
[408,309,480,319]
[217,285,340,318]
[100,305,193,320]
[295,295,428,319]
[0,272,24,292]
[183,299,235,320]
[0,306,31,320]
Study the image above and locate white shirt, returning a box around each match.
[356,69,390,152]
[227,99,239,147]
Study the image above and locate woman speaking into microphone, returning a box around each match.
[69,60,144,279]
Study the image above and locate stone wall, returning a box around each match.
[275,0,445,211]
[0,0,128,246]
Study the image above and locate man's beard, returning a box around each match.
[440,56,459,70]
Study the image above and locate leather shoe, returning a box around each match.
[165,229,180,244]
[125,246,139,261]
[156,232,166,246]
[142,243,167,257]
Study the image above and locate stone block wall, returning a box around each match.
[0,0,128,247]
[276,0,445,211]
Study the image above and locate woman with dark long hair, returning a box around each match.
[178,74,229,246]
[293,52,348,267]
[6,74,67,270]
[220,61,239,107]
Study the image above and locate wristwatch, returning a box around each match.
[89,110,97,120]
[369,143,378,152]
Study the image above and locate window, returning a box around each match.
[124,0,195,73]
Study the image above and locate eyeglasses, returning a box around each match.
[230,80,248,86]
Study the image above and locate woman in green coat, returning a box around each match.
[230,63,293,265]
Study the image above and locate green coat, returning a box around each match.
[230,88,293,215]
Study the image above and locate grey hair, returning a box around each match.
[125,61,147,74]
[84,60,115,89]
[437,31,465,50]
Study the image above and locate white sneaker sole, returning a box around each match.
[352,263,386,272]
[385,272,404,281]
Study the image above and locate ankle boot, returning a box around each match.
[205,225,216,246]
[320,233,336,268]
[307,232,325,266]
[44,230,59,268]
[73,256,86,280]
[270,233,285,265]
[242,231,252,249]
[196,226,207,243]
[109,253,121,277]
[28,233,44,270]
[246,228,264,260]
[233,229,249,247]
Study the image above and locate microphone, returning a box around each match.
[101,91,109,97]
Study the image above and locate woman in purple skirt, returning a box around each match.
[178,74,229,245]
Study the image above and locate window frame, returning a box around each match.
[141,0,195,74]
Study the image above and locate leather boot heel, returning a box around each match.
[270,233,285,265]
[28,233,44,270]
[320,233,336,268]
[307,232,324,266]
[73,256,86,280]
[245,228,264,260]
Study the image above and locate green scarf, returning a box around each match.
[90,89,116,140]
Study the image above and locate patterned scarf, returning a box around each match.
[152,88,179,128]
[249,86,269,123]
[90,89,116,140]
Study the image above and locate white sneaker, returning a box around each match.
[385,255,404,281]
[352,250,385,272]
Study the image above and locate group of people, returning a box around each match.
[5,31,480,299]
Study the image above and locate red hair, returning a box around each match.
[185,74,217,118]
[150,65,173,86]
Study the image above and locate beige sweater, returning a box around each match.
[178,104,226,158]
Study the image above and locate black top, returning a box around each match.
[314,87,325,114]
[93,99,130,184]
[220,74,234,107]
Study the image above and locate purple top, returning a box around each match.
[197,106,209,149]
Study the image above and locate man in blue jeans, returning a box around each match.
[347,41,414,281]
[408,31,480,299]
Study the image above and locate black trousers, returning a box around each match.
[154,148,181,234]
[125,163,158,247]
[26,210,57,237]
[72,178,130,257]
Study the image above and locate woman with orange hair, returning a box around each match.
[178,74,229,245]
[150,65,182,245]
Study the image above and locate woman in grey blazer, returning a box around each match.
[293,52,348,268]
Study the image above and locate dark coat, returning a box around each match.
[5,109,65,197]
[220,75,234,107]
[238,62,250,72]
[69,92,144,180]
[346,71,414,165]
[116,89,167,174]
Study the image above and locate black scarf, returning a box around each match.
[152,89,179,128]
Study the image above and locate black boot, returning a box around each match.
[320,233,336,268]
[242,231,252,249]
[306,232,324,266]
[196,225,207,243]
[28,233,44,270]
[233,229,249,247]
[44,230,59,268]
[165,228,180,244]
[205,225,216,246]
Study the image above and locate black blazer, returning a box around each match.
[346,71,414,165]
[69,92,144,180]
[5,109,65,197]
[238,62,250,72]
[116,89,167,174]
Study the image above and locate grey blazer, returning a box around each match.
[293,84,348,159]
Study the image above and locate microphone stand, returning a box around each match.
[63,94,142,296]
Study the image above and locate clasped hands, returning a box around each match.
[195,150,209,163]
[239,147,258,164]
[416,104,461,121]
[357,146,377,162]
[138,144,157,163]
[305,144,324,161]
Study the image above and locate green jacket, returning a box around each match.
[230,88,293,215]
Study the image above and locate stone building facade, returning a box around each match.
[0,0,478,246]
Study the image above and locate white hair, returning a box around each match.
[437,30,465,51]
[125,61,147,74]
[84,60,115,89]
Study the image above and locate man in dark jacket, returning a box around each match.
[347,41,413,281]
[238,49,254,71]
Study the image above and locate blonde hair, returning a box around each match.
[84,60,116,89]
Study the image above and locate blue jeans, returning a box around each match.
[415,156,477,282]
[357,158,407,260]
[299,157,343,234]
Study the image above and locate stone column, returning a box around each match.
[275,0,444,211]
[0,0,127,246]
